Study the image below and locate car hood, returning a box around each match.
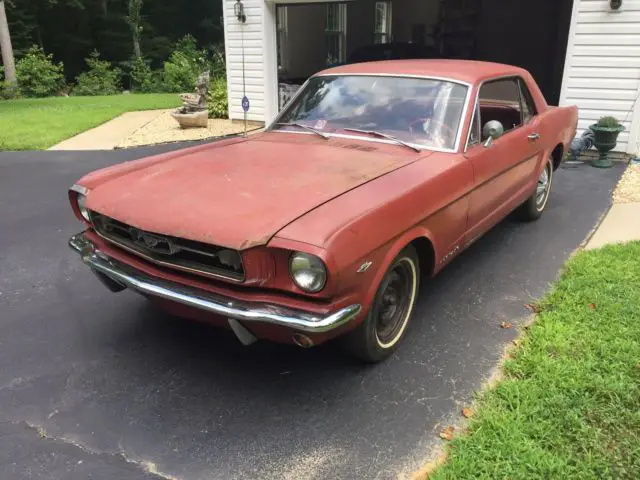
[84,135,428,250]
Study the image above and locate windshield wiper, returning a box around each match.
[274,122,329,140]
[342,128,421,152]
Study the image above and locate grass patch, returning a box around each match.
[0,94,180,150]
[431,242,640,479]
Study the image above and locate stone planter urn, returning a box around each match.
[589,118,625,168]
[171,109,209,128]
[172,71,210,129]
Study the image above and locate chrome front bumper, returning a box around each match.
[68,233,361,333]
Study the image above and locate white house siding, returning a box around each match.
[222,0,278,122]
[560,0,640,154]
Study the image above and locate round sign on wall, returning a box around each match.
[242,96,250,112]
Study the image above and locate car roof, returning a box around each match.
[316,60,528,85]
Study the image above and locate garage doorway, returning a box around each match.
[275,0,574,110]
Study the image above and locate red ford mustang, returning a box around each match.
[68,60,578,362]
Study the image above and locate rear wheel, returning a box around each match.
[517,156,553,221]
[341,246,420,363]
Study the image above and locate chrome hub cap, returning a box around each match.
[536,164,551,209]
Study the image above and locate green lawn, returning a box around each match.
[0,94,181,151]
[431,242,640,479]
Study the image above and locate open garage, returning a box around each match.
[222,0,640,153]
[274,0,572,109]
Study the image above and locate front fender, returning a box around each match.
[357,227,437,320]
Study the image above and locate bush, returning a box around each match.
[130,56,157,93]
[73,50,122,96]
[163,35,210,93]
[596,116,622,129]
[207,77,228,119]
[15,46,65,97]
[0,80,19,100]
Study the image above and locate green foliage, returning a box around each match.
[0,71,19,100]
[73,51,122,96]
[6,0,224,83]
[207,77,228,119]
[163,35,210,93]
[596,116,622,128]
[0,94,180,150]
[130,56,157,93]
[15,46,65,98]
[432,242,640,479]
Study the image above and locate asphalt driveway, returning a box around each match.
[0,146,624,480]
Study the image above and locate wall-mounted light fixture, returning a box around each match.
[234,0,246,23]
[610,0,622,10]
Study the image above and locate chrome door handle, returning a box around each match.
[528,133,541,142]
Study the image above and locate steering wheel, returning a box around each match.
[408,118,455,142]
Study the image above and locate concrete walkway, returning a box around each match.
[48,109,171,150]
[586,202,640,250]
[586,161,640,250]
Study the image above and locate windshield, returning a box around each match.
[272,75,469,151]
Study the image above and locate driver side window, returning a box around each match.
[479,78,522,139]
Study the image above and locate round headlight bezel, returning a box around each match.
[76,193,91,222]
[289,252,327,293]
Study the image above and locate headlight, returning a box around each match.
[76,193,91,222]
[289,252,327,293]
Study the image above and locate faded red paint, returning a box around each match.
[85,134,421,249]
[70,61,578,346]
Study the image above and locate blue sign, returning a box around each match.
[241,96,250,112]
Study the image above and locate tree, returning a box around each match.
[0,0,16,84]
[126,0,143,59]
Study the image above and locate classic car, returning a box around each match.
[68,60,578,362]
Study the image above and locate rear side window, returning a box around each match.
[479,78,523,135]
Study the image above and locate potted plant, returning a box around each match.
[589,116,625,168]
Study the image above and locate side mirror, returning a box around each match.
[482,120,504,148]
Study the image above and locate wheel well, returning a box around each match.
[409,237,435,280]
[551,144,564,170]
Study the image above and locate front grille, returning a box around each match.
[91,212,245,281]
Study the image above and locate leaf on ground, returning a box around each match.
[588,303,597,310]
[524,303,542,313]
[439,425,455,441]
[500,322,513,329]
[462,408,473,418]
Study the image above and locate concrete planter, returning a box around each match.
[589,124,625,168]
[171,109,209,129]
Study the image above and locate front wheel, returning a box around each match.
[517,156,553,221]
[341,246,420,363]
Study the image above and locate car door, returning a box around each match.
[463,77,543,243]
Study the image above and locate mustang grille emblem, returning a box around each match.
[129,228,175,255]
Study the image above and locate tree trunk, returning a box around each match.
[133,35,141,59]
[0,0,16,85]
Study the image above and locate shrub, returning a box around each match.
[130,56,156,93]
[15,46,65,97]
[596,116,622,129]
[0,71,18,99]
[73,50,122,96]
[163,35,209,93]
[207,77,228,119]
[0,80,19,99]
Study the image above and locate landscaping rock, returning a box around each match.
[171,109,209,129]
[612,163,640,204]
[117,110,251,148]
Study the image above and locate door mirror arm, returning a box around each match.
[482,120,504,148]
